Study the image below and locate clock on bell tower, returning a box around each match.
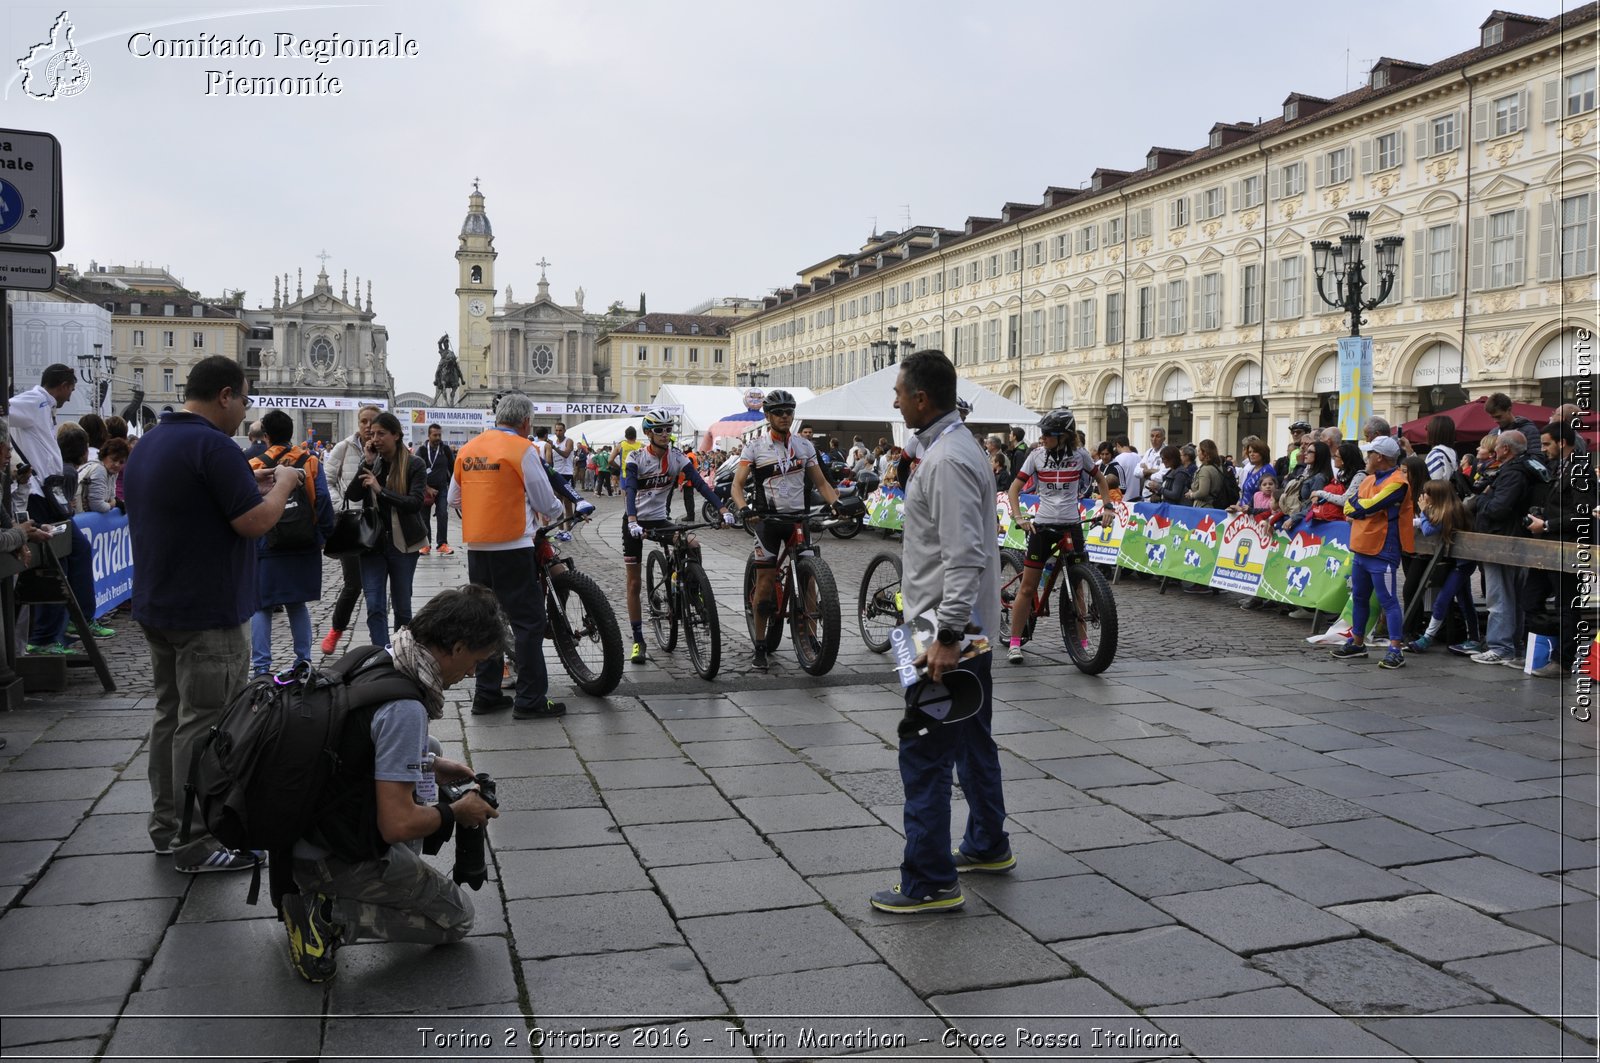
[455,178,498,392]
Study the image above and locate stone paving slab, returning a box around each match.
[1502,900,1599,957]
[680,905,876,982]
[1231,848,1426,907]
[1152,882,1357,954]
[1391,854,1589,913]
[1056,925,1282,1007]
[1324,893,1546,963]
[1147,986,1402,1060]
[1358,1002,1597,1063]
[1254,937,1495,1013]
[1445,944,1599,1038]
[1076,840,1256,899]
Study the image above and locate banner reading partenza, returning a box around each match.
[529,402,682,418]
[251,395,390,412]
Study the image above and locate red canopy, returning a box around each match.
[1400,395,1598,449]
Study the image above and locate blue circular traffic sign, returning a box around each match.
[0,180,22,235]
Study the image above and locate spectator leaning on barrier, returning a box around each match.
[125,355,305,874]
[80,437,127,515]
[1331,436,1414,669]
[320,405,382,656]
[249,410,337,678]
[1410,480,1483,655]
[1148,445,1192,504]
[279,585,506,984]
[1525,420,1593,678]
[1185,439,1225,508]
[1468,430,1548,667]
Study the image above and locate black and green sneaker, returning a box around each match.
[952,845,1017,874]
[869,884,964,914]
[282,891,340,983]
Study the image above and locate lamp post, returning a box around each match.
[736,361,769,389]
[1309,210,1403,336]
[870,324,914,371]
[77,343,118,413]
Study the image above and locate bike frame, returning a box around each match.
[647,522,717,620]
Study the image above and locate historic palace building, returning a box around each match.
[729,5,1597,452]
[598,312,739,404]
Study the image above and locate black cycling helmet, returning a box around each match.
[763,389,798,415]
[956,396,973,416]
[1289,420,1312,433]
[1037,407,1076,439]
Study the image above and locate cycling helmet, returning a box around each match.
[956,396,974,415]
[762,389,798,415]
[641,407,675,432]
[1289,420,1312,433]
[1037,407,1076,439]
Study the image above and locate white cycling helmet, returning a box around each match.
[641,407,675,432]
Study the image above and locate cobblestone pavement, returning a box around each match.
[1,490,1595,1061]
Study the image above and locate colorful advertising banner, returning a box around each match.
[1337,335,1373,442]
[74,510,132,615]
[861,493,1355,616]
[530,401,683,418]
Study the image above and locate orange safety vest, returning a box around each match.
[454,428,535,544]
[1347,465,1415,558]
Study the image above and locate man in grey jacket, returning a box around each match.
[872,350,1008,914]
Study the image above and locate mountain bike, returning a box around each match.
[998,526,1118,675]
[643,521,724,680]
[857,549,903,653]
[536,513,624,695]
[741,505,847,676]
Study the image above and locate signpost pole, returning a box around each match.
[0,288,23,709]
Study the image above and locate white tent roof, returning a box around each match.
[792,364,1038,426]
[566,416,639,447]
[651,384,816,439]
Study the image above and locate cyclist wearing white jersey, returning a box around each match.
[622,407,730,664]
[1005,407,1111,664]
[731,389,842,668]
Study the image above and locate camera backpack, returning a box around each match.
[179,645,421,904]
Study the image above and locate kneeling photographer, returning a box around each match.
[280,585,505,983]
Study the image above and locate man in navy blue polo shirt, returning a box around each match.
[123,356,304,874]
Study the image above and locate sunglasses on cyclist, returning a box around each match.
[647,425,673,434]
[768,408,796,417]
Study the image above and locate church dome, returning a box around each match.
[461,209,492,237]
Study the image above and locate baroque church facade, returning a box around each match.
[454,183,619,408]
[249,261,394,445]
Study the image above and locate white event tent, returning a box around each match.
[569,385,817,449]
[792,364,1039,444]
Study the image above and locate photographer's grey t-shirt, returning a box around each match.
[293,699,430,859]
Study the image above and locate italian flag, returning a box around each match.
[1584,632,1600,683]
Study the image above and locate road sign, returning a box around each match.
[0,130,62,252]
[0,249,55,290]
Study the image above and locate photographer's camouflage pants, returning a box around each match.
[292,843,474,945]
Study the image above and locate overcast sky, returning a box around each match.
[2,0,1571,393]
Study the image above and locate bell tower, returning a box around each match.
[455,179,497,392]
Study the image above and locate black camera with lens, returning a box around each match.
[439,772,499,890]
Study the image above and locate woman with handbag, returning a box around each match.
[346,412,428,647]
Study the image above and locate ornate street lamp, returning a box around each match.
[1310,210,1403,337]
[77,343,119,412]
[871,324,915,371]
[736,361,769,388]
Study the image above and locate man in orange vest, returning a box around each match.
[449,394,568,719]
[1332,435,1414,671]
